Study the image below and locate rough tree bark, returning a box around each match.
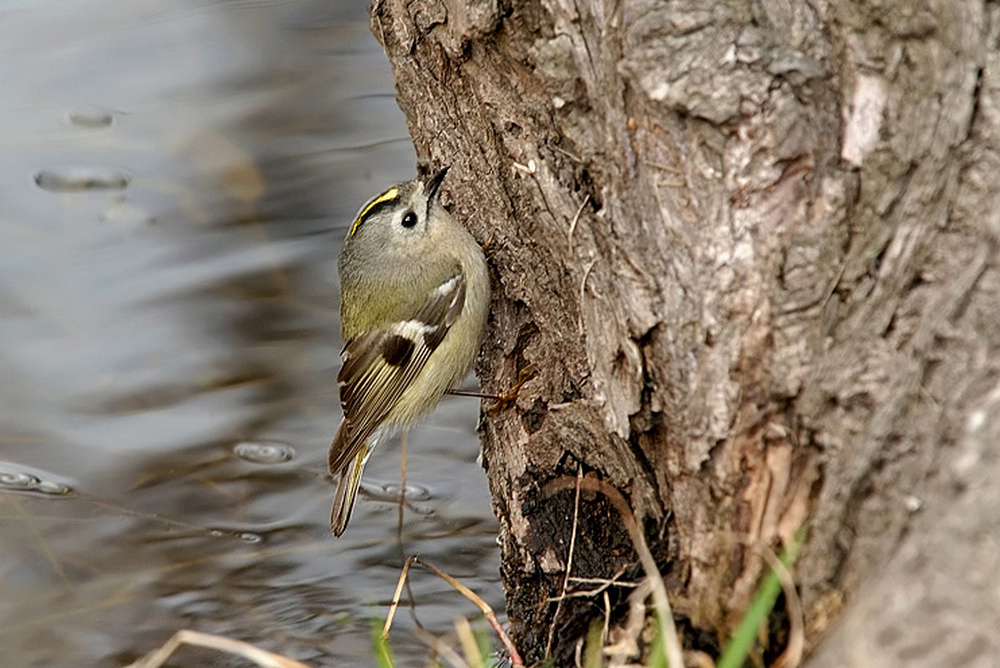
[372,0,1000,665]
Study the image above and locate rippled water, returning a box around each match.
[0,2,500,666]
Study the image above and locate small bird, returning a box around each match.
[329,168,490,536]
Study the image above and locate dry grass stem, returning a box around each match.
[578,258,599,335]
[603,578,652,666]
[396,428,408,541]
[567,194,591,250]
[544,474,684,668]
[550,568,637,600]
[545,467,584,657]
[760,545,804,668]
[455,616,484,668]
[126,630,310,668]
[383,556,416,638]
[550,143,584,163]
[413,623,470,668]
[383,556,524,667]
[601,590,611,650]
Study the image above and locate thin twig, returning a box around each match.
[577,258,599,336]
[546,467,584,657]
[396,428,408,543]
[550,143,584,163]
[567,194,591,251]
[446,388,500,400]
[393,429,421,631]
[567,570,636,586]
[551,569,637,601]
[642,160,683,174]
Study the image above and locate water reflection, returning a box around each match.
[34,167,131,192]
[233,439,296,464]
[0,462,74,496]
[0,1,500,666]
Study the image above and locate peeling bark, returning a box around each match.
[371,0,1000,664]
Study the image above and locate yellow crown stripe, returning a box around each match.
[350,187,400,236]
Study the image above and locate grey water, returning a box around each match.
[0,1,500,665]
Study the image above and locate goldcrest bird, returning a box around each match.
[329,168,490,536]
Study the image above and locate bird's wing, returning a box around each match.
[328,271,467,474]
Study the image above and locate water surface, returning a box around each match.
[0,2,501,665]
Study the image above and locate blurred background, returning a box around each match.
[0,1,500,665]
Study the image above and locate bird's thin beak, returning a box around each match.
[425,166,449,203]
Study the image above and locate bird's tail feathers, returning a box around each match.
[331,449,367,536]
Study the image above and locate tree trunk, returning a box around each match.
[372,0,1000,664]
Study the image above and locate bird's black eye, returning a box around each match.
[401,211,418,228]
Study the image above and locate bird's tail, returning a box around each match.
[331,448,367,536]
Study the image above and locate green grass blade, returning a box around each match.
[716,527,808,668]
[372,620,395,668]
[583,620,604,668]
[647,611,668,668]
